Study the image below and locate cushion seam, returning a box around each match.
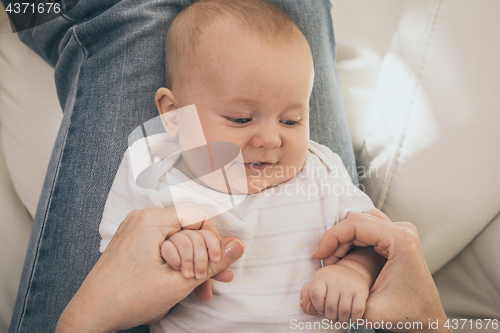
[375,0,443,209]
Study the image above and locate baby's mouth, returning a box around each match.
[244,162,273,171]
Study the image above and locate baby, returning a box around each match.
[99,0,385,331]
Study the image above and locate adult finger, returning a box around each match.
[205,237,245,279]
[321,243,352,266]
[313,209,396,260]
[211,269,234,282]
[194,280,213,302]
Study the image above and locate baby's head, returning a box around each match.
[155,0,314,194]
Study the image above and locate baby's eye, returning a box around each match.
[231,118,252,124]
[280,120,300,126]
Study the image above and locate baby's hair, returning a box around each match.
[165,0,300,91]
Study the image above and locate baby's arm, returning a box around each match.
[161,228,221,280]
[300,247,386,322]
[335,246,386,290]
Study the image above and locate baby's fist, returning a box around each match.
[300,264,369,323]
[161,229,221,280]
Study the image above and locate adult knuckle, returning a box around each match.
[348,211,362,221]
[401,221,419,233]
[117,210,142,232]
[134,208,157,224]
[398,223,419,242]
[125,209,140,219]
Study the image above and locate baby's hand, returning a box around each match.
[300,264,370,323]
[161,228,221,280]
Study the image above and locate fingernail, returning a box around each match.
[306,301,318,315]
[187,269,194,278]
[196,271,205,279]
[225,240,244,260]
[313,245,319,255]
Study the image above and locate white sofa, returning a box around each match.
[1,0,499,332]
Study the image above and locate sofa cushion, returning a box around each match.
[358,0,500,322]
[434,213,500,321]
[332,0,408,158]
[0,6,63,217]
[359,0,500,273]
[0,130,32,332]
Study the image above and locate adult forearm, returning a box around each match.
[56,294,115,333]
[55,261,123,333]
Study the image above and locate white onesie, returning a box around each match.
[99,133,374,333]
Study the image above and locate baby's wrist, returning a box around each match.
[335,258,373,287]
[336,247,384,287]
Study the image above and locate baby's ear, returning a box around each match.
[155,88,179,138]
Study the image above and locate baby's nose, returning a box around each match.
[250,123,281,149]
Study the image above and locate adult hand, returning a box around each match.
[56,208,244,333]
[301,209,450,333]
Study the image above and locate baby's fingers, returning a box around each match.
[182,231,210,280]
[323,289,340,322]
[168,232,195,279]
[300,281,312,310]
[337,294,353,322]
[198,230,221,263]
[351,294,366,321]
[161,240,181,270]
[309,280,328,316]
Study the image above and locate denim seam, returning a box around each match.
[15,109,69,333]
[14,28,85,332]
[71,25,88,58]
[58,0,77,22]
[375,0,443,209]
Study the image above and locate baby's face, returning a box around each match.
[169,23,314,194]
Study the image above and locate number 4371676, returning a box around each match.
[444,318,498,330]
[5,2,61,14]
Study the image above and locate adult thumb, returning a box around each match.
[208,237,245,278]
[192,237,244,301]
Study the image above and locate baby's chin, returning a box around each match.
[245,176,292,195]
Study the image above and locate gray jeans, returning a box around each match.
[10,0,360,332]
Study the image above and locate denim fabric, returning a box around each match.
[10,0,363,332]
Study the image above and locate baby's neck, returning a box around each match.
[172,156,237,194]
[173,156,199,182]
